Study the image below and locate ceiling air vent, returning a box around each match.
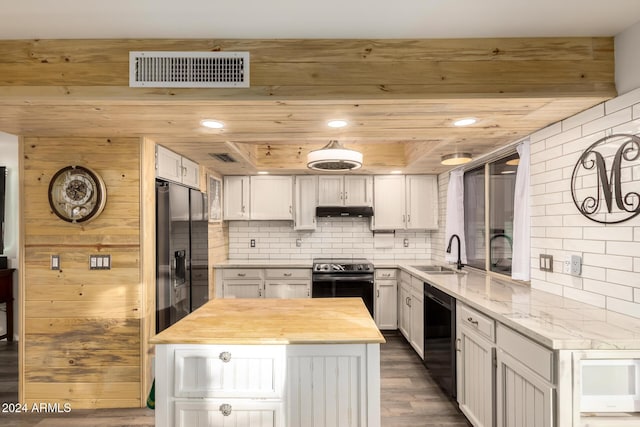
[209,153,237,163]
[129,51,250,88]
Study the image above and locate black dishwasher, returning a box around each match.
[423,282,456,399]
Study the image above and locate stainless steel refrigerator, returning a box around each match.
[156,180,209,333]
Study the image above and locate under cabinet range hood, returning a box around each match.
[316,206,374,218]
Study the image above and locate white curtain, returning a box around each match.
[445,169,467,264]
[512,140,531,281]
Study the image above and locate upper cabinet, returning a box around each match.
[318,175,373,206]
[223,176,250,220]
[373,175,438,230]
[250,176,293,220]
[294,176,317,230]
[156,145,200,189]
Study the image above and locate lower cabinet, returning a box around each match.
[496,324,555,427]
[456,302,496,427]
[374,269,397,330]
[175,401,282,427]
[219,268,311,299]
[397,271,424,359]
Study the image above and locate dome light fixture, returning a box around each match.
[307,140,363,171]
[453,118,477,127]
[327,119,348,128]
[441,153,473,166]
[200,119,224,129]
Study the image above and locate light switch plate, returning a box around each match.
[539,254,553,272]
[89,255,111,270]
[51,255,60,270]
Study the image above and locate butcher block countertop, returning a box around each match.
[150,297,385,345]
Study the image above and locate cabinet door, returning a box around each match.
[344,175,373,206]
[156,145,183,183]
[223,176,250,220]
[250,176,293,220]
[375,280,397,330]
[409,289,424,359]
[406,175,438,230]
[222,280,263,298]
[399,282,411,340]
[317,176,344,206]
[373,175,406,229]
[457,325,495,427]
[181,157,200,189]
[496,349,554,427]
[294,176,317,230]
[264,281,310,298]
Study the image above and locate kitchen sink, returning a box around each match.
[410,265,457,274]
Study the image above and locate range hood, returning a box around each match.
[316,206,374,218]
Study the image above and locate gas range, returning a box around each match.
[312,258,374,274]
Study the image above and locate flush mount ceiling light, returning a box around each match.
[200,119,224,129]
[307,140,363,171]
[506,158,520,166]
[327,119,348,128]
[453,118,477,127]
[441,153,473,166]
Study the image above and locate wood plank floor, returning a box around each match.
[0,333,470,426]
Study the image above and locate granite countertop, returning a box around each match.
[150,297,385,345]
[400,266,640,351]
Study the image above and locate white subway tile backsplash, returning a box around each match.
[563,287,606,308]
[582,108,633,136]
[546,126,583,149]
[605,87,640,115]
[612,118,640,135]
[583,279,633,301]
[634,104,640,120]
[584,227,634,241]
[561,104,604,132]
[606,269,640,289]
[531,280,564,296]
[563,239,604,254]
[583,253,633,271]
[607,241,640,256]
[581,265,606,282]
[531,145,563,164]
[530,122,562,143]
[606,297,640,319]
[635,288,640,303]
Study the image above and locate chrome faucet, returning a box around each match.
[446,234,463,270]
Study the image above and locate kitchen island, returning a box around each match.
[150,298,385,427]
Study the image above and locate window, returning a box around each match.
[464,152,519,275]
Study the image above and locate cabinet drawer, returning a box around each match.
[174,346,284,398]
[411,276,423,293]
[458,303,495,342]
[175,400,282,427]
[264,268,311,280]
[375,269,397,279]
[399,270,411,284]
[497,323,554,382]
[222,268,263,280]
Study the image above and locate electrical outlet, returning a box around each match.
[250,239,256,248]
[403,238,409,247]
[296,238,302,247]
[563,257,572,274]
[571,255,582,276]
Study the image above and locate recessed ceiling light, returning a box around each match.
[200,119,224,129]
[327,120,348,128]
[257,171,269,175]
[506,158,520,166]
[441,153,473,166]
[390,170,403,174]
[453,118,477,127]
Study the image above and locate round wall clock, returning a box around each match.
[48,165,107,223]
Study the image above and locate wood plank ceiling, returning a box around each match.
[0,38,616,174]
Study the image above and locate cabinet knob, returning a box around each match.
[237,273,246,277]
[219,403,232,416]
[467,317,479,326]
[219,352,232,363]
[284,273,292,277]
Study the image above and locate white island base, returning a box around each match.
[155,342,381,427]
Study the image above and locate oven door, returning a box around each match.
[311,273,375,317]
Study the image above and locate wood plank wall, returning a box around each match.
[21,136,143,408]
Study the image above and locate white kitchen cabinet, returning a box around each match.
[457,302,496,427]
[496,324,555,427]
[318,175,373,206]
[409,277,424,359]
[406,175,438,229]
[223,176,250,220]
[156,145,200,189]
[264,268,311,298]
[397,272,423,358]
[250,176,293,220]
[222,280,263,298]
[294,175,317,230]
[373,175,406,229]
[373,175,438,230]
[374,269,397,330]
